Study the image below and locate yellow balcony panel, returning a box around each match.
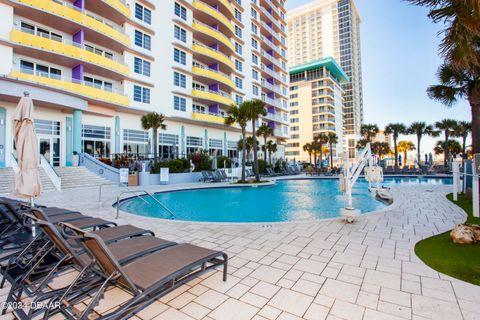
[192,1,234,33]
[10,30,129,76]
[192,21,234,51]
[102,0,131,18]
[10,71,129,106]
[218,0,235,17]
[191,112,225,124]
[17,0,130,46]
[192,66,234,89]
[192,89,233,106]
[192,43,235,70]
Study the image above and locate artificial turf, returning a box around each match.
[415,193,480,285]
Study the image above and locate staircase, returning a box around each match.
[0,167,56,194]
[55,166,116,189]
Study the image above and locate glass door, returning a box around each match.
[39,136,60,166]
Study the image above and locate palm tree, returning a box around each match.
[434,140,462,156]
[327,132,338,168]
[225,103,249,181]
[454,120,472,160]
[303,143,313,165]
[360,124,379,142]
[435,119,458,167]
[372,142,391,160]
[245,99,267,182]
[408,122,439,165]
[315,133,329,169]
[256,124,274,162]
[405,1,480,154]
[356,138,369,150]
[397,141,416,165]
[141,112,167,160]
[385,123,407,169]
[266,140,277,165]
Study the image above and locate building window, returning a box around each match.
[84,76,112,91]
[234,8,242,21]
[235,25,242,38]
[134,57,151,76]
[134,30,151,50]
[235,60,242,72]
[251,23,257,34]
[235,77,243,89]
[173,72,186,88]
[235,95,243,105]
[252,54,258,65]
[235,42,242,55]
[174,48,186,65]
[251,8,257,19]
[174,25,187,42]
[174,96,186,111]
[252,85,259,96]
[251,39,258,49]
[135,3,151,24]
[134,85,150,103]
[252,70,259,80]
[174,2,187,20]
[123,129,150,154]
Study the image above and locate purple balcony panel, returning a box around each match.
[209,83,219,93]
[267,49,274,57]
[212,4,218,9]
[209,104,219,114]
[209,43,219,50]
[267,36,273,42]
[268,121,276,129]
[72,64,83,82]
[267,78,274,85]
[267,22,273,28]
[73,0,84,9]
[209,63,219,71]
[211,24,219,30]
[267,8,273,14]
[267,64,274,70]
[72,29,84,45]
[268,106,275,114]
[267,92,275,99]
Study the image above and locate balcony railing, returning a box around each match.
[192,0,234,33]
[19,0,129,46]
[192,19,234,51]
[192,41,235,70]
[191,111,226,124]
[10,67,129,106]
[11,28,129,75]
[192,87,234,106]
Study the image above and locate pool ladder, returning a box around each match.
[115,190,175,219]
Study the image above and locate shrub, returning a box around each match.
[274,159,286,173]
[257,159,267,174]
[98,157,112,166]
[217,156,232,169]
[188,150,211,172]
[150,161,161,174]
[150,159,190,174]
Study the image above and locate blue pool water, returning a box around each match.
[118,177,452,223]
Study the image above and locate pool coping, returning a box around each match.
[108,178,409,226]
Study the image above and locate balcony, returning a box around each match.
[10,68,129,106]
[192,63,234,89]
[16,0,130,47]
[260,48,282,68]
[10,29,129,76]
[101,0,131,18]
[192,41,235,70]
[274,128,289,138]
[192,88,233,106]
[192,20,234,51]
[259,64,282,82]
[192,112,226,124]
[217,0,235,17]
[192,0,234,33]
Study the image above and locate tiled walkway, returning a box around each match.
[2,182,480,320]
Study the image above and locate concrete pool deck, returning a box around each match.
[2,180,479,320]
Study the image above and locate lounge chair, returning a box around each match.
[200,171,211,182]
[46,222,228,320]
[206,171,222,182]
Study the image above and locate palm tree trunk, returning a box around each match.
[329,143,334,168]
[319,147,323,169]
[241,129,246,181]
[462,136,467,159]
[313,151,317,168]
[393,138,398,169]
[309,153,312,165]
[268,151,272,165]
[444,133,449,167]
[417,135,421,165]
[469,91,480,154]
[153,128,158,160]
[264,137,267,162]
[252,120,260,181]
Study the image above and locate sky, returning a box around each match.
[286,0,471,154]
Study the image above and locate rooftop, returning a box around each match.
[289,57,350,84]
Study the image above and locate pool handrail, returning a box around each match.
[115,190,174,219]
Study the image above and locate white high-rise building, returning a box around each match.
[288,0,363,159]
[0,0,289,169]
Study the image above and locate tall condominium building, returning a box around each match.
[287,0,363,159]
[0,0,289,169]
[286,57,348,164]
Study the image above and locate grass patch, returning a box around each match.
[415,193,480,285]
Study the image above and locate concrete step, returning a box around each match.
[54,166,116,189]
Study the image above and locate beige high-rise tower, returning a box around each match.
[288,0,363,159]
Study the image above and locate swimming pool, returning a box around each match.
[117,177,452,223]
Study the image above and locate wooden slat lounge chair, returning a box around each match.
[52,222,228,320]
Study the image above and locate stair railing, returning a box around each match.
[40,155,61,191]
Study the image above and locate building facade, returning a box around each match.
[286,57,347,164]
[0,0,289,168]
[287,0,363,159]
[372,130,392,148]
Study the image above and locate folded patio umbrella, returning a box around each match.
[13,93,42,201]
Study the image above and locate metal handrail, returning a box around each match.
[115,189,174,219]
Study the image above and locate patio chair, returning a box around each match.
[48,222,228,320]
[206,171,222,182]
[200,171,211,182]
[3,213,177,320]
